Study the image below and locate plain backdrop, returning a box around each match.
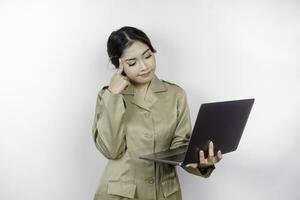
[0,0,299,199]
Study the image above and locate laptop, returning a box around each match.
[139,98,255,166]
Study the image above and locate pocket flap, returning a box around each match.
[161,177,179,198]
[107,180,136,199]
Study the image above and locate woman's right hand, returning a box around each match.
[108,58,131,94]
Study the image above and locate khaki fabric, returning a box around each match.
[91,74,215,200]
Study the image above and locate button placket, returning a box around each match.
[144,112,151,118]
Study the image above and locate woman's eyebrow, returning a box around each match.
[124,48,150,61]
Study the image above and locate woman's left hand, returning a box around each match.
[185,141,223,169]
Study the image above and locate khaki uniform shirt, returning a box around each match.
[91,74,215,200]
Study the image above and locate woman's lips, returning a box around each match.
[139,71,151,77]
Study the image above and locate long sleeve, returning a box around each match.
[170,88,215,178]
[91,87,127,160]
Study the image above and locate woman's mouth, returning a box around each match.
[139,71,151,77]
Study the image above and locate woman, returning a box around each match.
[91,26,223,200]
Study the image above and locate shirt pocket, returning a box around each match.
[161,177,180,199]
[107,180,137,199]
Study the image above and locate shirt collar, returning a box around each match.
[121,74,167,111]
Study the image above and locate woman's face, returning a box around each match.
[120,41,156,86]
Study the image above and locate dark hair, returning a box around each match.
[107,26,157,68]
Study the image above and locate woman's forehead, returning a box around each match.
[121,41,149,59]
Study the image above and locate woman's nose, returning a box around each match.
[140,60,147,70]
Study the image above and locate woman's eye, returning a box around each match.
[128,62,136,66]
[145,54,152,59]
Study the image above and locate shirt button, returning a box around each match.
[144,133,152,139]
[145,177,154,184]
[149,178,154,184]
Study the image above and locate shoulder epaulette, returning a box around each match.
[162,80,181,88]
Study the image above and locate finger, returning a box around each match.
[122,77,131,87]
[185,163,198,168]
[216,150,223,162]
[208,141,215,163]
[117,58,124,75]
[199,151,208,167]
[122,76,129,81]
[208,141,214,157]
[124,80,131,89]
[120,75,127,81]
[199,150,205,163]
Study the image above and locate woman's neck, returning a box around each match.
[133,81,151,98]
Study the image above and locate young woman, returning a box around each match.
[91,26,223,200]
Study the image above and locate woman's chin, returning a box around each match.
[131,76,153,86]
[140,73,154,82]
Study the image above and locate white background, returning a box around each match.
[0,0,299,199]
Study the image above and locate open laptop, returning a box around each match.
[139,98,255,166]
